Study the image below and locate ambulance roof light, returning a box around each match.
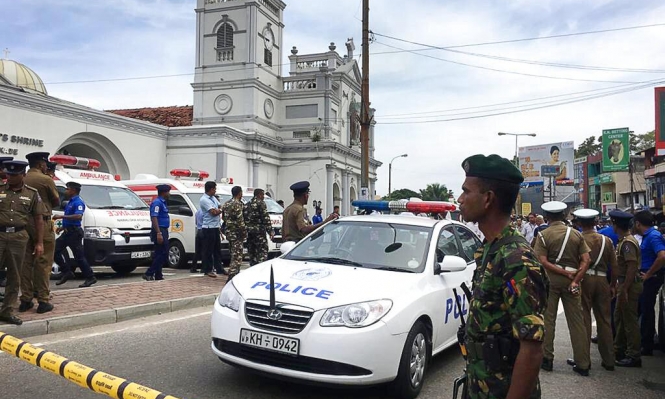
[220,177,234,184]
[351,200,457,214]
[169,169,210,180]
[49,155,101,170]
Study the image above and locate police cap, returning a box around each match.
[462,154,524,184]
[66,181,82,190]
[25,152,50,163]
[541,201,567,214]
[290,181,310,195]
[46,161,57,172]
[3,160,28,175]
[609,209,633,221]
[0,156,14,164]
[572,208,599,220]
[156,184,171,193]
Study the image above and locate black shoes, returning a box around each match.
[616,357,642,368]
[18,300,34,312]
[56,271,75,286]
[591,335,599,344]
[79,277,97,288]
[573,366,590,376]
[541,358,553,371]
[36,302,54,314]
[601,362,615,371]
[142,274,155,281]
[0,314,23,325]
[566,358,575,366]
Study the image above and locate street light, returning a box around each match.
[388,153,408,196]
[497,132,537,166]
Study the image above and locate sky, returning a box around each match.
[2,0,665,197]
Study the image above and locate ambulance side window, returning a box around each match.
[52,186,67,211]
[436,226,460,258]
[166,195,190,215]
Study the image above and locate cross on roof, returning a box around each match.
[2,48,9,59]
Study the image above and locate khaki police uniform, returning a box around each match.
[534,221,592,369]
[580,230,617,367]
[0,182,44,319]
[614,235,643,360]
[21,167,59,304]
[282,202,307,243]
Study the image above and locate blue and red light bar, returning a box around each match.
[351,200,456,213]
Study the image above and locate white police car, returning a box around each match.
[211,201,480,399]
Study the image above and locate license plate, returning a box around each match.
[131,251,151,259]
[239,329,299,355]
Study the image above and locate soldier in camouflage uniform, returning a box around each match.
[245,188,273,266]
[222,186,247,280]
[458,154,549,399]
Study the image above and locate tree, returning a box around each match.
[382,188,420,201]
[419,183,453,201]
[631,130,654,153]
[575,136,601,158]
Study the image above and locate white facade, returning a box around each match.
[0,0,380,216]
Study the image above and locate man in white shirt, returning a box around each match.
[522,212,538,242]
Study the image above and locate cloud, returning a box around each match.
[2,0,664,199]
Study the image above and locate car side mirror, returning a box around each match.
[178,206,193,217]
[280,241,296,254]
[436,255,467,274]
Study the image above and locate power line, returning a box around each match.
[371,22,665,50]
[374,41,642,84]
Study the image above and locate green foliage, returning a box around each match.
[383,188,420,201]
[419,183,453,201]
[631,130,654,153]
[574,136,601,158]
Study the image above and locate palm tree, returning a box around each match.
[419,183,452,201]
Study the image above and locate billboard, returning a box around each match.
[602,127,629,172]
[656,87,665,156]
[519,141,575,183]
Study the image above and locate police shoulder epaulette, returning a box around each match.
[24,184,38,192]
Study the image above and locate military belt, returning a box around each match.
[586,269,607,277]
[558,265,579,273]
[0,226,25,233]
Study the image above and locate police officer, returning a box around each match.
[53,182,97,288]
[222,186,246,280]
[19,152,60,314]
[534,201,591,375]
[0,156,13,293]
[610,210,643,367]
[457,154,548,399]
[144,184,170,281]
[245,188,273,266]
[570,208,617,370]
[282,181,337,243]
[0,160,44,325]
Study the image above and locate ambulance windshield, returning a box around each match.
[80,185,149,210]
[241,196,284,214]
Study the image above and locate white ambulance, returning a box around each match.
[50,155,153,275]
[122,169,231,269]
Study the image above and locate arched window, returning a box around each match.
[217,23,233,48]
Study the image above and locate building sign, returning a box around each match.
[657,87,665,156]
[518,141,574,183]
[0,133,45,156]
[602,127,629,172]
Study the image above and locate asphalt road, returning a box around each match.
[1,307,663,399]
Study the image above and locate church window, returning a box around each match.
[264,49,273,67]
[217,23,234,48]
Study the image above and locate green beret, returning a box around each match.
[462,154,524,184]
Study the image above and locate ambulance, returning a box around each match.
[50,155,153,275]
[122,169,231,269]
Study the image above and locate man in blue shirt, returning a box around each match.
[632,211,665,355]
[312,207,323,225]
[199,181,226,277]
[191,208,204,273]
[53,182,96,288]
[144,185,171,281]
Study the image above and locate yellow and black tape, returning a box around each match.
[0,332,181,399]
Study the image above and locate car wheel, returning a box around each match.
[392,321,430,399]
[111,265,137,274]
[168,240,187,269]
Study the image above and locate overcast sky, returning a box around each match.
[2,0,664,197]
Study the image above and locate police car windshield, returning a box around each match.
[241,196,284,214]
[284,221,433,273]
[79,185,148,210]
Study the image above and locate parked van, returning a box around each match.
[50,155,153,274]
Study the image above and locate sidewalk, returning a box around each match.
[0,274,227,338]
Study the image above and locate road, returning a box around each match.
[1,308,663,399]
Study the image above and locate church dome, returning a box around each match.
[0,59,48,95]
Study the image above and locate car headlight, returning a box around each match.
[320,299,392,328]
[217,282,241,312]
[84,227,111,239]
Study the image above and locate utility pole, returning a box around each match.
[629,156,635,213]
[360,0,371,199]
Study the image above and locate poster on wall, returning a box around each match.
[602,127,630,172]
[518,141,575,184]
[656,87,665,156]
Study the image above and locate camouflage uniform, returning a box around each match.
[466,226,549,399]
[222,198,246,278]
[245,197,271,266]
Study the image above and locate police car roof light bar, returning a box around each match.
[49,155,101,170]
[351,200,457,213]
[169,169,210,180]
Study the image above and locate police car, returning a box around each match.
[211,200,480,398]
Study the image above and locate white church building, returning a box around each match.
[0,0,380,215]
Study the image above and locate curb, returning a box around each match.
[0,294,218,338]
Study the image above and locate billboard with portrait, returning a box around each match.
[518,141,575,183]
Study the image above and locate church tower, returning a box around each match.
[192,0,286,129]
